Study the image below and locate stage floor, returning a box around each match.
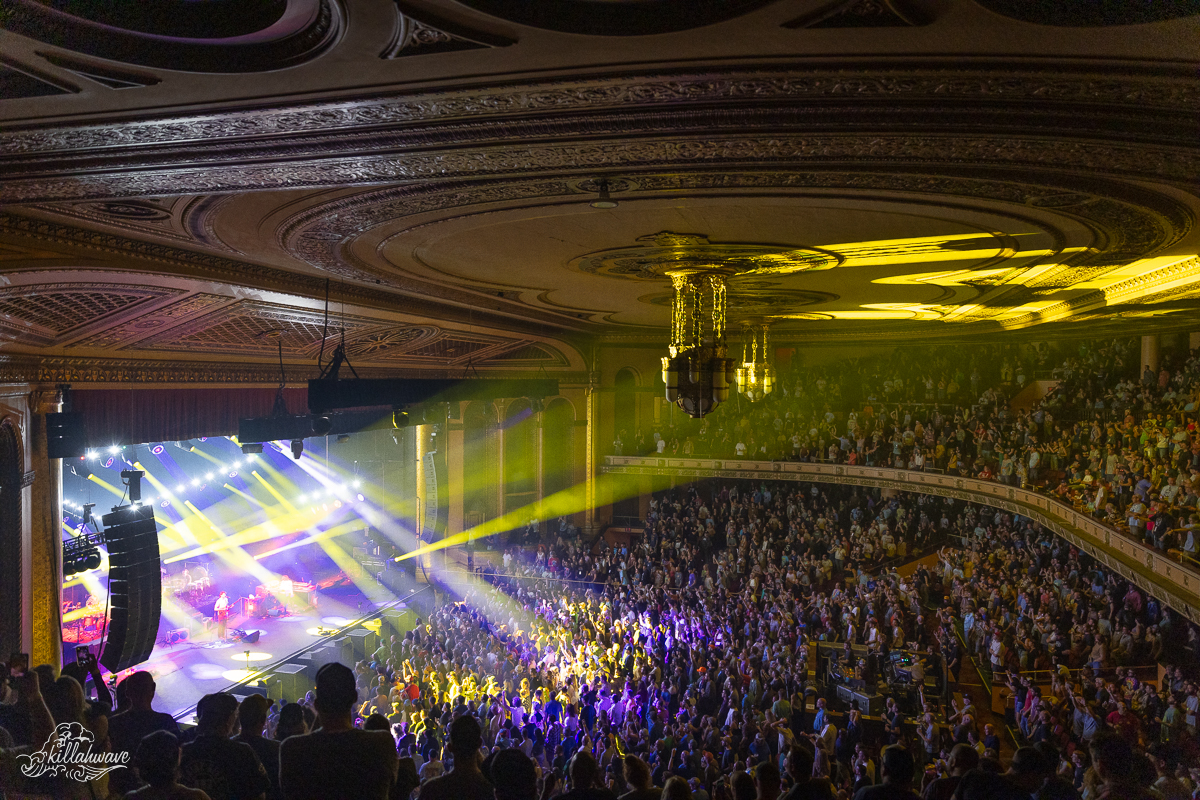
[135,587,390,720]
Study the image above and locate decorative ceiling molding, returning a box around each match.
[381,3,514,59]
[0,212,592,334]
[0,352,590,387]
[2,130,1195,204]
[281,169,1193,281]
[0,64,1194,155]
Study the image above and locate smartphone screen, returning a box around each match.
[76,645,89,662]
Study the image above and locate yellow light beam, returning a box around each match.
[400,473,639,561]
[252,471,298,514]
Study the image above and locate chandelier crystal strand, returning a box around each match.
[735,322,775,401]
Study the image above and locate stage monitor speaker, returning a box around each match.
[851,691,885,716]
[99,503,161,673]
[268,664,310,703]
[46,412,87,459]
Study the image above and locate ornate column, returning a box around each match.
[447,404,464,538]
[30,389,62,669]
[535,404,545,507]
[1141,335,1160,376]
[584,379,597,535]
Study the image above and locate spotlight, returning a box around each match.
[205,473,214,481]
[590,177,618,209]
[353,480,361,488]
[311,416,332,436]
[108,446,119,455]
[392,409,410,429]
[86,450,97,460]
[298,494,307,503]
[336,434,350,444]
[151,444,165,455]
[240,443,263,454]
[176,484,186,493]
[290,439,303,460]
[191,479,200,487]
[356,493,365,502]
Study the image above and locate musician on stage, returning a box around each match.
[214,591,230,640]
[277,574,294,615]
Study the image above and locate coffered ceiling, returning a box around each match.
[0,0,1198,385]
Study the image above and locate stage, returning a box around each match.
[132,585,394,721]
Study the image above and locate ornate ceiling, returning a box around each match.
[0,0,1198,384]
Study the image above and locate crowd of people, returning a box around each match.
[616,339,1200,566]
[2,478,1199,799]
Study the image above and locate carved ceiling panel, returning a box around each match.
[26,197,239,254]
[132,300,384,356]
[69,293,232,350]
[0,283,179,346]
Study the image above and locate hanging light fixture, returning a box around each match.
[661,273,734,418]
[735,322,775,402]
[590,178,618,209]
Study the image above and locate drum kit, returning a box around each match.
[170,566,216,605]
[61,596,106,643]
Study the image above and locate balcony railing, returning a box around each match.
[601,455,1200,622]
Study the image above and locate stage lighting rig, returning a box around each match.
[240,442,263,454]
[290,439,304,460]
[120,469,144,504]
[63,502,104,577]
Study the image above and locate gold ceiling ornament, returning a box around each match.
[570,231,840,281]
[662,272,734,419]
[735,321,775,402]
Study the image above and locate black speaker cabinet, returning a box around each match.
[99,504,161,673]
[46,412,87,460]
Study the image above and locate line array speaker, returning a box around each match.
[99,503,161,673]
[46,412,87,460]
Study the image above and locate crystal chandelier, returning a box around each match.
[735,323,775,401]
[661,273,734,418]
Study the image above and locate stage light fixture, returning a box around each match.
[108,446,119,455]
[191,479,201,487]
[392,409,410,429]
[240,442,263,454]
[590,177,619,209]
[290,439,303,460]
[352,479,361,488]
[336,434,350,444]
[176,484,186,493]
[86,450,97,460]
[311,415,332,435]
[205,473,214,481]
